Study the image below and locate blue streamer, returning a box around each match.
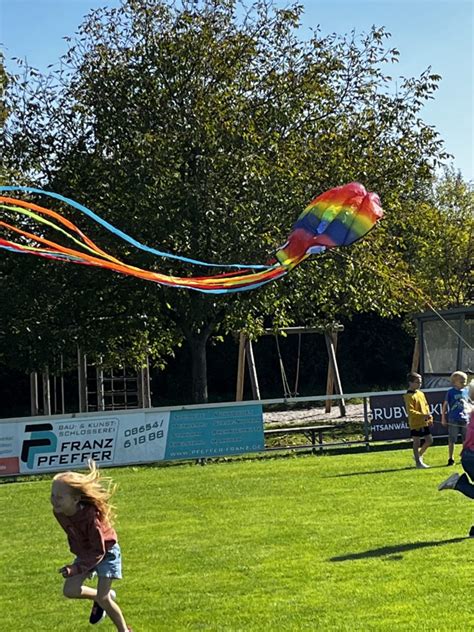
[0,186,267,270]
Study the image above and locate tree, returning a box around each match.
[1,0,452,402]
[406,168,473,307]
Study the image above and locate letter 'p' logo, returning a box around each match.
[21,424,57,469]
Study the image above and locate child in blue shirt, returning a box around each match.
[441,371,469,466]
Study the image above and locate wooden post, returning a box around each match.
[52,374,57,414]
[60,354,65,414]
[363,396,370,451]
[245,339,261,400]
[324,331,346,417]
[325,330,338,413]
[411,337,420,373]
[236,332,247,401]
[143,356,151,407]
[77,347,88,413]
[96,365,105,411]
[30,371,39,416]
[137,358,151,408]
[42,367,51,416]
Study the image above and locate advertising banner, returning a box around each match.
[114,411,170,466]
[0,403,264,476]
[165,404,264,460]
[20,417,120,473]
[0,423,20,475]
[370,390,445,441]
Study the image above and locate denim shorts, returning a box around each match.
[448,421,467,442]
[74,542,122,579]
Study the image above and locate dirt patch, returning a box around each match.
[263,402,365,427]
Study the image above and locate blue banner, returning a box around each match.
[164,404,264,460]
[370,390,445,441]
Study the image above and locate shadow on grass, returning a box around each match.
[324,464,447,477]
[330,537,468,562]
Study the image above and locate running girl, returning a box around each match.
[51,460,132,631]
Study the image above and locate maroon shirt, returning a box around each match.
[54,503,117,576]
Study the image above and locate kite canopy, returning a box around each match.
[275,182,383,270]
[0,182,383,294]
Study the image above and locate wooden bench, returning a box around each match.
[264,423,337,453]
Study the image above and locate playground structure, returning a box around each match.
[26,324,346,417]
[24,306,472,418]
[29,349,151,416]
[236,324,346,416]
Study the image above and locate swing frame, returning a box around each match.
[235,325,346,416]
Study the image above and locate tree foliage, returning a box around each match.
[404,169,473,307]
[1,0,464,402]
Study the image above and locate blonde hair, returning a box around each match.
[53,460,116,525]
[406,372,421,385]
[450,371,468,384]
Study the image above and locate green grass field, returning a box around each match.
[1,445,473,631]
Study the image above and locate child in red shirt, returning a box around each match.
[51,461,133,631]
[438,380,474,537]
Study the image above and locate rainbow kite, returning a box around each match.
[0,182,383,293]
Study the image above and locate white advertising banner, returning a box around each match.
[0,403,263,476]
[114,411,170,465]
[15,412,171,474]
[0,422,20,475]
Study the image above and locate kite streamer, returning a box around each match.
[0,182,383,294]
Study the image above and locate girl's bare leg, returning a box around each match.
[96,576,129,632]
[63,573,96,600]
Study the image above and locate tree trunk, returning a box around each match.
[189,332,210,404]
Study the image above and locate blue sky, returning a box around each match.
[1,0,472,180]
